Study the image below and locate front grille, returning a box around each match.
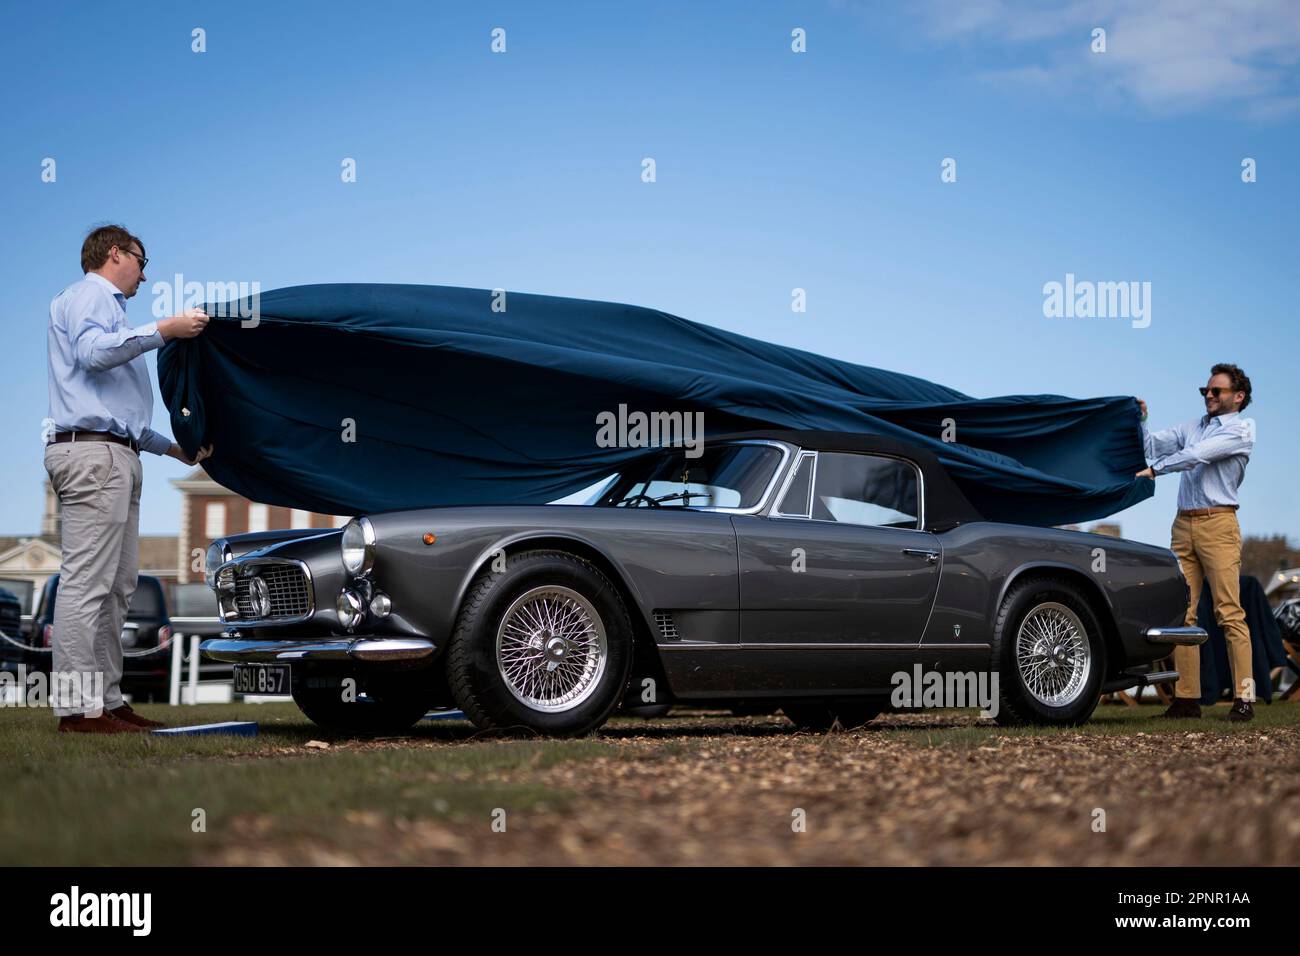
[233,563,311,621]
[653,610,678,641]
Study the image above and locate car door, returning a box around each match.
[733,450,941,649]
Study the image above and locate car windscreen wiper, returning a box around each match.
[651,491,712,505]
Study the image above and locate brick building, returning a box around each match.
[171,468,347,583]
[0,471,346,609]
[0,480,180,611]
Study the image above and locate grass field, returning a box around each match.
[3,699,1297,865]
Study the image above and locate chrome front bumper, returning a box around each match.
[200,636,435,664]
[1143,626,1208,646]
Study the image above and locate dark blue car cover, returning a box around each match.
[157,283,1151,525]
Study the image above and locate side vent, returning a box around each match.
[653,610,679,641]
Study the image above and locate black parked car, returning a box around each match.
[0,587,21,644]
[0,574,183,700]
[201,430,1205,736]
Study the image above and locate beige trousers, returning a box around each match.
[43,441,143,717]
[1169,511,1253,701]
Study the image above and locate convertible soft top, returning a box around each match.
[711,429,985,531]
[157,283,1151,525]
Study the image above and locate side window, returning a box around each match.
[812,452,919,529]
[775,453,814,517]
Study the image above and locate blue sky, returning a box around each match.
[2,0,1296,547]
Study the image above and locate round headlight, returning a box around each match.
[340,517,376,577]
[205,541,230,589]
[336,589,365,629]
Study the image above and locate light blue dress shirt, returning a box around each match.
[47,272,173,455]
[1142,411,1255,510]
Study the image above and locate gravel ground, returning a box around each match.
[205,707,1300,866]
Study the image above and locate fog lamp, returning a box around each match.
[336,589,365,629]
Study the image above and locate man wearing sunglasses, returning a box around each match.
[44,224,215,733]
[1136,364,1256,721]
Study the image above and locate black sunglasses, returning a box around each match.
[121,248,149,270]
[1198,386,1237,398]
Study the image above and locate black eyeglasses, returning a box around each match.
[1198,386,1236,398]
[121,248,148,271]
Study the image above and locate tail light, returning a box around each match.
[42,624,53,648]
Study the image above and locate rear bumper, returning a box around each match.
[1101,667,1180,693]
[201,636,436,664]
[1143,626,1208,646]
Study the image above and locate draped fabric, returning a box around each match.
[157,283,1151,525]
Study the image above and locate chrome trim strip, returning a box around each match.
[201,637,434,664]
[658,642,991,651]
[770,450,816,519]
[762,447,927,532]
[698,440,793,515]
[604,440,793,516]
[1143,626,1208,646]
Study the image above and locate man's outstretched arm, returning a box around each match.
[1136,398,1184,461]
[1151,419,1254,475]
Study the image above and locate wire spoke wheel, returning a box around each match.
[495,585,608,713]
[1015,602,1092,707]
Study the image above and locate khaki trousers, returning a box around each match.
[1169,511,1253,701]
[43,441,143,717]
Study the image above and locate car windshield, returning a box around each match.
[597,443,784,510]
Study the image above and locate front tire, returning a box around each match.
[447,550,634,736]
[992,577,1107,726]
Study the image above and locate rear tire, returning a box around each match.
[447,550,634,736]
[992,576,1107,726]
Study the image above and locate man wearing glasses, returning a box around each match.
[1136,364,1256,721]
[45,225,214,733]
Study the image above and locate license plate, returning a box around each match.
[233,663,290,695]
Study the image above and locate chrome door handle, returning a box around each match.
[902,548,939,564]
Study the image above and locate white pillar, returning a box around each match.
[187,636,200,704]
[169,631,183,706]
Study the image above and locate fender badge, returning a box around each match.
[953,624,962,638]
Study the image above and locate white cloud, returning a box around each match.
[910,0,1300,117]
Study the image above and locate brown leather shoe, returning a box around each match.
[58,713,150,734]
[109,703,166,729]
[1160,697,1201,719]
[1227,698,1255,722]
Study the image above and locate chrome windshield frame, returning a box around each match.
[678,440,794,515]
[605,439,794,516]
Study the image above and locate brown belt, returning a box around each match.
[1178,506,1237,517]
[52,430,139,454]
